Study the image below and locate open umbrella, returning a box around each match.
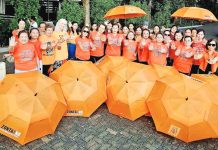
[171,7,218,22]
[104,5,147,19]
[151,64,179,78]
[147,74,218,142]
[107,61,158,121]
[192,74,218,94]
[50,61,107,117]
[0,71,67,145]
[96,56,129,76]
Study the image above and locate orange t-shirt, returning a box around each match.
[122,40,137,61]
[106,33,122,56]
[135,36,142,43]
[89,31,97,39]
[10,43,38,71]
[75,37,91,60]
[138,38,151,62]
[68,31,79,44]
[12,30,19,41]
[169,41,183,60]
[199,51,218,73]
[173,46,195,74]
[29,40,42,60]
[192,41,206,65]
[53,31,69,61]
[90,32,106,57]
[148,42,168,65]
[39,35,57,65]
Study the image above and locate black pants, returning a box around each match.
[90,56,103,63]
[75,57,90,61]
[138,61,148,65]
[43,65,51,76]
[191,65,199,74]
[199,64,218,76]
[179,71,190,76]
[167,58,174,66]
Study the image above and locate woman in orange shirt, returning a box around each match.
[135,27,142,42]
[29,28,42,72]
[138,29,151,64]
[122,31,137,61]
[128,23,135,32]
[122,26,129,39]
[173,36,195,75]
[8,30,39,73]
[40,24,57,76]
[12,19,26,41]
[148,33,168,65]
[75,26,95,61]
[153,25,161,37]
[169,31,184,66]
[170,25,178,40]
[199,39,218,75]
[191,29,207,74]
[90,23,106,63]
[106,23,123,56]
[191,28,197,41]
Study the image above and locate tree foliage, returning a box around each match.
[57,0,84,25]
[9,0,40,30]
[151,0,172,27]
[126,0,150,26]
[90,0,120,24]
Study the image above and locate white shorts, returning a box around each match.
[15,68,38,74]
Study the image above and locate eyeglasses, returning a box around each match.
[208,43,216,47]
[83,30,89,33]
[164,33,170,36]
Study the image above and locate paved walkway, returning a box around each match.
[0,104,218,150]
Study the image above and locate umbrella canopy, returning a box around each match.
[96,56,129,76]
[50,61,107,117]
[104,5,147,19]
[151,64,179,78]
[0,71,67,145]
[147,74,218,142]
[107,62,158,121]
[192,74,218,94]
[171,7,218,22]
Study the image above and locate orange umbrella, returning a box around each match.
[147,74,218,142]
[104,5,147,19]
[192,74,218,94]
[0,71,67,145]
[144,64,179,117]
[50,61,107,117]
[107,62,158,121]
[171,7,218,22]
[192,74,218,82]
[96,56,129,76]
[151,64,179,78]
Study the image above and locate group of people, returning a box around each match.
[3,18,218,76]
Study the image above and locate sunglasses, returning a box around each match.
[208,43,216,47]
[83,30,89,33]
[164,33,170,36]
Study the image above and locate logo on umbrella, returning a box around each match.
[204,15,211,19]
[0,125,21,138]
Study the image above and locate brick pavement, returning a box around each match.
[0,104,218,150]
[0,53,218,150]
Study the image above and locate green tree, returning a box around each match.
[151,0,172,27]
[126,0,150,26]
[57,0,84,24]
[9,0,40,30]
[90,0,120,24]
